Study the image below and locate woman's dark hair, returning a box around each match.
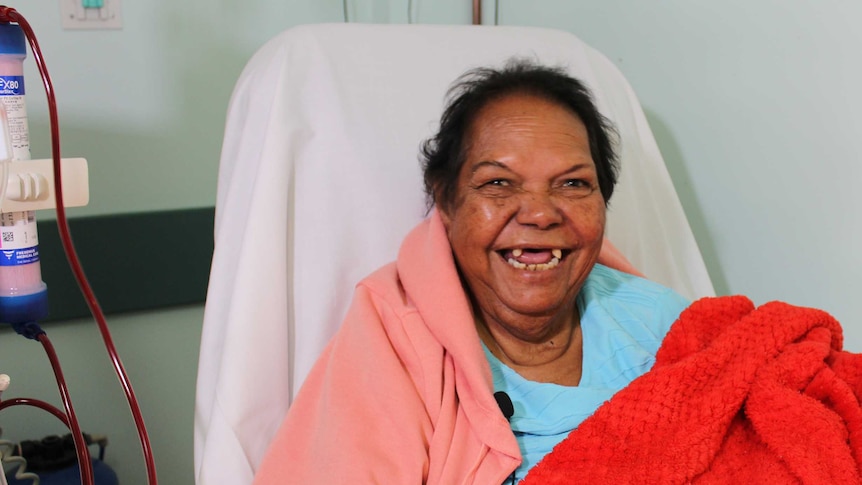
[420,59,619,212]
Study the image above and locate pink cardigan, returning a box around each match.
[252,212,521,483]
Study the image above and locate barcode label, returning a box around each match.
[0,214,38,249]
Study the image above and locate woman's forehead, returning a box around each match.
[464,93,589,161]
[469,93,583,134]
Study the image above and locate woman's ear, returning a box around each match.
[433,185,453,229]
[438,203,452,229]
[438,209,455,237]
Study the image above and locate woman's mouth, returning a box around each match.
[499,248,565,271]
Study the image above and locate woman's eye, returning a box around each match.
[483,179,510,187]
[561,179,595,197]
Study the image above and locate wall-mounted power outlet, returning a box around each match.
[59,0,122,30]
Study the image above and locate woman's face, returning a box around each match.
[440,93,606,341]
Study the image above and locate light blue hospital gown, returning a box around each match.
[483,264,690,484]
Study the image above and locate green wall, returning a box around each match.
[1,1,860,484]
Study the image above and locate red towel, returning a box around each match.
[522,296,862,484]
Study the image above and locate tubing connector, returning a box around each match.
[10,319,45,340]
[0,7,16,25]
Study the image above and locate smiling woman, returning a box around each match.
[441,93,606,356]
[251,60,690,484]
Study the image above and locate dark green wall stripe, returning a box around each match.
[35,207,214,322]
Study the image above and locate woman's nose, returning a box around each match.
[515,192,563,229]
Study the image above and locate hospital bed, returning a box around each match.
[193,23,715,484]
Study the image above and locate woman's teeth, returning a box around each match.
[507,257,560,271]
[506,248,564,271]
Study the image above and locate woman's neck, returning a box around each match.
[475,303,583,387]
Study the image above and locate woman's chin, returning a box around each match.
[485,287,574,321]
